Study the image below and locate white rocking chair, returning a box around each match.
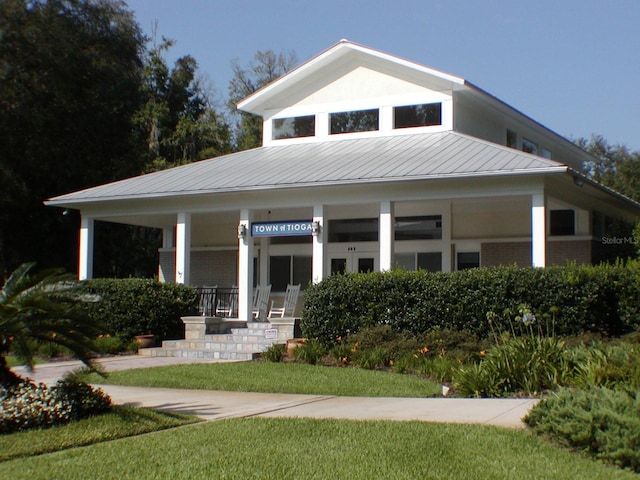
[251,284,272,321]
[268,284,300,318]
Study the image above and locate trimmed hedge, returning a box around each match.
[78,279,199,341]
[301,263,640,345]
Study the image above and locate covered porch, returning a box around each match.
[73,172,625,326]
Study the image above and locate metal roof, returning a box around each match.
[46,131,567,206]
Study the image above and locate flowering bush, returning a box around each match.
[454,305,573,397]
[0,377,111,434]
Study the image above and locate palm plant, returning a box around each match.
[0,262,102,386]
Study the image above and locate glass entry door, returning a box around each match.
[329,250,377,274]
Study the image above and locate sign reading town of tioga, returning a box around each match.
[251,220,313,237]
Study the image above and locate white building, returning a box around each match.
[47,40,640,322]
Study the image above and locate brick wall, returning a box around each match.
[158,249,238,286]
[481,242,531,267]
[547,240,591,265]
[480,239,594,267]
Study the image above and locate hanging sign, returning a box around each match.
[251,220,313,237]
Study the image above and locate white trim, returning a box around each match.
[312,205,325,283]
[531,193,547,267]
[379,201,394,271]
[238,209,253,320]
[78,216,94,280]
[175,213,191,284]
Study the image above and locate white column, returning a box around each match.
[78,215,94,280]
[531,193,547,267]
[312,205,326,283]
[238,209,253,320]
[175,212,191,284]
[379,201,394,271]
[259,237,269,287]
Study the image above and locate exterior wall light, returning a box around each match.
[237,223,247,239]
[312,221,320,236]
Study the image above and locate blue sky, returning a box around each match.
[126,0,640,151]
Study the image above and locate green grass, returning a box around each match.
[87,361,443,397]
[5,354,45,367]
[0,406,199,462]
[2,417,636,479]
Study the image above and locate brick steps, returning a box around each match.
[138,321,288,361]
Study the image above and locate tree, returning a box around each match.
[578,135,640,261]
[0,0,147,276]
[227,49,298,150]
[135,31,231,172]
[0,262,102,386]
[578,134,640,202]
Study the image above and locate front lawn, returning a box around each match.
[2,417,636,479]
[0,406,198,461]
[87,361,443,397]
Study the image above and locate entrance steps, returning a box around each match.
[138,320,296,361]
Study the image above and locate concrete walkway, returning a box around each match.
[12,355,538,429]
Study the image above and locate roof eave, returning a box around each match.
[45,166,569,210]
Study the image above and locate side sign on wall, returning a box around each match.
[251,220,313,237]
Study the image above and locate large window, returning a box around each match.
[328,218,378,242]
[272,115,315,139]
[550,210,575,236]
[394,103,442,129]
[330,109,379,134]
[395,252,442,272]
[269,255,312,292]
[394,215,442,240]
[457,252,479,270]
[522,138,538,155]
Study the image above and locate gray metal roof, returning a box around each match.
[47,131,567,206]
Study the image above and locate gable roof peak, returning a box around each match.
[237,40,466,115]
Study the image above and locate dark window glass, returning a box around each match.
[395,216,442,240]
[394,103,442,128]
[417,252,442,272]
[270,256,312,292]
[506,129,517,148]
[328,218,379,242]
[272,115,315,139]
[330,109,379,134]
[269,256,291,292]
[457,252,479,270]
[270,235,312,245]
[292,256,312,289]
[522,138,538,155]
[331,258,347,275]
[550,210,575,236]
[358,257,375,273]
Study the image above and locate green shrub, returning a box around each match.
[78,279,199,341]
[261,344,286,362]
[293,339,326,365]
[93,334,127,355]
[353,347,389,370]
[525,386,640,472]
[453,336,573,397]
[570,342,640,390]
[301,263,640,345]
